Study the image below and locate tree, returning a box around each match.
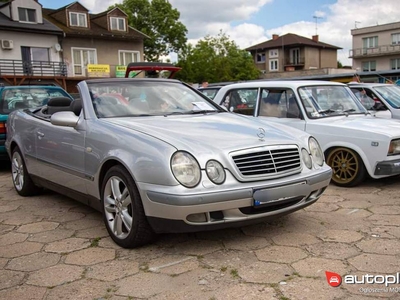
[337,60,343,68]
[111,0,187,61]
[175,31,260,83]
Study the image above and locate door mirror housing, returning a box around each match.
[51,111,79,127]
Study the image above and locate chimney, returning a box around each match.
[312,35,319,42]
[272,34,279,40]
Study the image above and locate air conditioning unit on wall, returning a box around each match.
[1,40,14,50]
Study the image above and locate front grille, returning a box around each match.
[232,146,301,177]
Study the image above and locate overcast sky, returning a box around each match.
[40,0,400,66]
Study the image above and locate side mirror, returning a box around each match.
[51,111,79,127]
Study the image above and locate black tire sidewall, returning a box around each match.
[101,165,153,248]
[11,147,40,196]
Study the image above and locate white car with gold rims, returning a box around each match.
[213,80,400,187]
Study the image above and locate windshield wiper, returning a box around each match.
[163,111,188,116]
[188,110,220,114]
[343,109,356,113]
[317,109,336,114]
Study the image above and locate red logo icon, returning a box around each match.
[325,271,342,287]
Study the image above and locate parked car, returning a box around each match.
[6,78,332,248]
[348,82,400,119]
[198,86,223,100]
[124,62,182,79]
[213,80,400,187]
[0,85,73,161]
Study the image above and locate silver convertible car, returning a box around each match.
[6,78,332,248]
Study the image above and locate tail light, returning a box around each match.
[0,122,5,135]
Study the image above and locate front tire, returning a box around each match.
[101,165,155,248]
[11,147,41,196]
[326,147,366,187]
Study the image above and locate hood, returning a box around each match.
[312,114,400,138]
[105,113,305,154]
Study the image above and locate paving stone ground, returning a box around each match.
[1,164,400,299]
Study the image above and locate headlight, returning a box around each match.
[301,148,312,169]
[388,139,400,155]
[206,160,225,184]
[171,151,201,188]
[309,137,324,166]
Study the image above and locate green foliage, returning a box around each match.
[175,31,260,84]
[337,60,343,68]
[111,0,187,61]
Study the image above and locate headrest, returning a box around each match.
[70,99,82,116]
[47,97,72,107]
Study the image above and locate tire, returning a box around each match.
[11,147,41,196]
[326,147,366,187]
[101,165,155,248]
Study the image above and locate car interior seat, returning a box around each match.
[70,99,82,116]
[14,101,29,110]
[47,97,73,114]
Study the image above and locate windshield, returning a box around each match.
[199,88,220,100]
[374,85,400,108]
[298,85,367,118]
[87,81,221,118]
[0,87,71,115]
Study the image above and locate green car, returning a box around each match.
[0,85,73,160]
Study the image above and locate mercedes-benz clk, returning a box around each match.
[6,78,331,248]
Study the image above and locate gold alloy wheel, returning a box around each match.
[326,147,360,185]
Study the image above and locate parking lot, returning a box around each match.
[0,164,399,300]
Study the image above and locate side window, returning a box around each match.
[351,88,381,110]
[259,89,299,118]
[221,88,257,115]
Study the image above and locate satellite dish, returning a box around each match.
[54,43,62,52]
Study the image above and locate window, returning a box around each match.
[362,61,376,72]
[392,33,400,45]
[119,51,140,65]
[259,89,298,118]
[290,48,300,64]
[269,49,278,58]
[72,48,97,76]
[221,88,258,114]
[18,7,36,22]
[362,36,378,48]
[21,47,49,63]
[256,53,266,63]
[269,59,278,71]
[31,48,49,62]
[69,12,87,27]
[391,58,400,70]
[110,17,126,31]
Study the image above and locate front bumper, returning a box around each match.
[374,158,400,176]
[139,166,332,233]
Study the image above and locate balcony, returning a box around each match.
[349,44,400,58]
[0,59,67,77]
[284,57,305,67]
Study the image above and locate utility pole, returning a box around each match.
[313,16,323,35]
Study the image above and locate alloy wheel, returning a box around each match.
[103,176,133,239]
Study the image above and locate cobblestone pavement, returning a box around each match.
[0,164,400,300]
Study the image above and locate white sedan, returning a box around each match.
[213,80,400,187]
